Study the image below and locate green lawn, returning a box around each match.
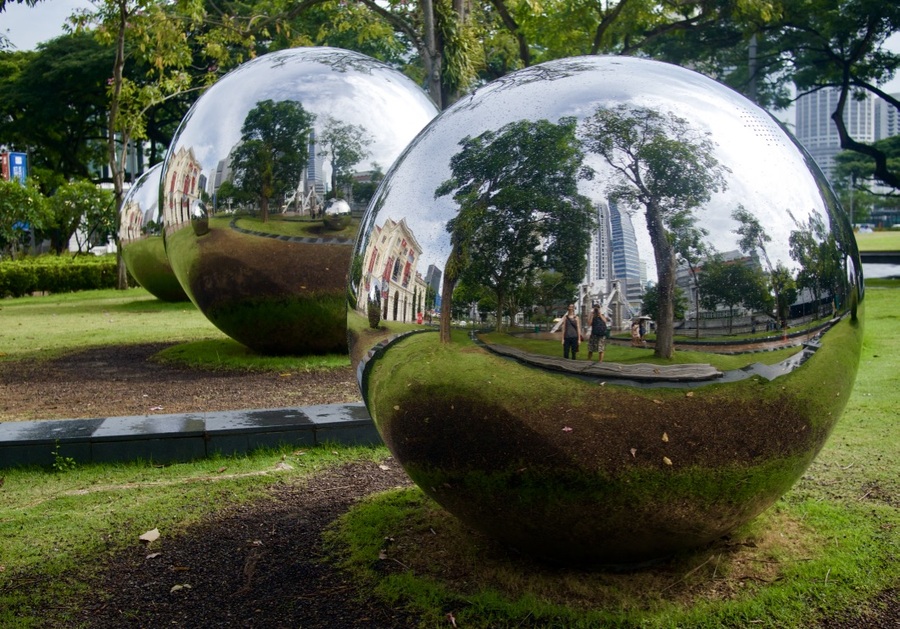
[0,281,897,627]
[855,229,900,251]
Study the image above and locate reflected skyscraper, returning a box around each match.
[307,129,327,197]
[608,200,643,306]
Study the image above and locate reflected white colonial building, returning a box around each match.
[163,146,204,231]
[358,218,429,323]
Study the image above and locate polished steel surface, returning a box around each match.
[161,47,438,354]
[119,164,188,302]
[349,56,864,564]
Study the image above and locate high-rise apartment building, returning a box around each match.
[794,87,877,181]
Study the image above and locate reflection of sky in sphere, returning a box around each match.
[368,56,834,278]
[167,47,438,189]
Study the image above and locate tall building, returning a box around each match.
[795,87,877,181]
[584,202,613,292]
[306,129,327,197]
[875,93,900,140]
[608,200,644,307]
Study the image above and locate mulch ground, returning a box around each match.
[0,343,360,422]
[75,460,420,629]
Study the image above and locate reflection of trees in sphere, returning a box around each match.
[161,47,438,355]
[349,56,864,564]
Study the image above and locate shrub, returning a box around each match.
[0,255,122,298]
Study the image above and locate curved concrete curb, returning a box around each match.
[0,403,378,470]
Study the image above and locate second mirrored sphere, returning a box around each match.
[162,47,439,354]
[350,56,864,564]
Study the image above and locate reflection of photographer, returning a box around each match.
[587,304,608,362]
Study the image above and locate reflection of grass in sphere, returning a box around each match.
[232,215,360,240]
[363,316,863,564]
[165,221,352,355]
[121,236,188,302]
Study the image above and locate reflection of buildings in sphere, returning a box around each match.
[582,199,644,328]
[119,164,189,302]
[160,47,439,355]
[164,146,204,233]
[357,217,428,323]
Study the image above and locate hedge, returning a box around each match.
[0,255,129,298]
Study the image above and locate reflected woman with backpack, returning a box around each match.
[587,304,609,362]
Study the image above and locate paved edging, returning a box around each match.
[0,403,378,470]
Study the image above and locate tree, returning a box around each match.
[0,33,112,186]
[641,282,688,322]
[580,104,728,359]
[731,204,790,332]
[229,99,316,223]
[318,115,373,199]
[698,256,771,335]
[45,181,116,255]
[759,0,900,190]
[435,117,594,341]
[833,136,900,220]
[0,178,49,259]
[788,211,843,318]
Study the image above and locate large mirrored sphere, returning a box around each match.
[161,47,438,355]
[119,164,189,302]
[349,56,864,564]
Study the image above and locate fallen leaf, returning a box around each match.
[274,462,294,471]
[630,448,637,458]
[146,553,161,559]
[293,450,307,456]
[169,584,192,593]
[663,456,673,466]
[139,528,160,543]
[378,464,390,471]
[653,399,663,405]
[393,405,400,410]
[447,611,457,627]
[216,467,227,473]
[662,432,669,442]
[685,391,694,398]
[279,372,292,377]
[562,426,573,433]
[149,406,163,411]
[378,550,388,560]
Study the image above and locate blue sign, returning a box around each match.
[9,152,27,184]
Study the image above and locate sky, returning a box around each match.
[3,0,900,98]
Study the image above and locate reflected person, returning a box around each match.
[587,304,608,362]
[561,304,582,360]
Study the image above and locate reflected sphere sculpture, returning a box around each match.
[349,56,864,565]
[161,47,438,355]
[119,164,189,302]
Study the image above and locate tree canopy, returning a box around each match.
[435,116,594,339]
[229,99,316,222]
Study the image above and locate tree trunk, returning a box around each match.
[109,0,129,290]
[440,243,461,343]
[646,204,676,359]
[420,0,443,108]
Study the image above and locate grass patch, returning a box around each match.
[855,229,900,251]
[232,215,360,240]
[155,338,350,371]
[0,288,224,362]
[1,283,896,627]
